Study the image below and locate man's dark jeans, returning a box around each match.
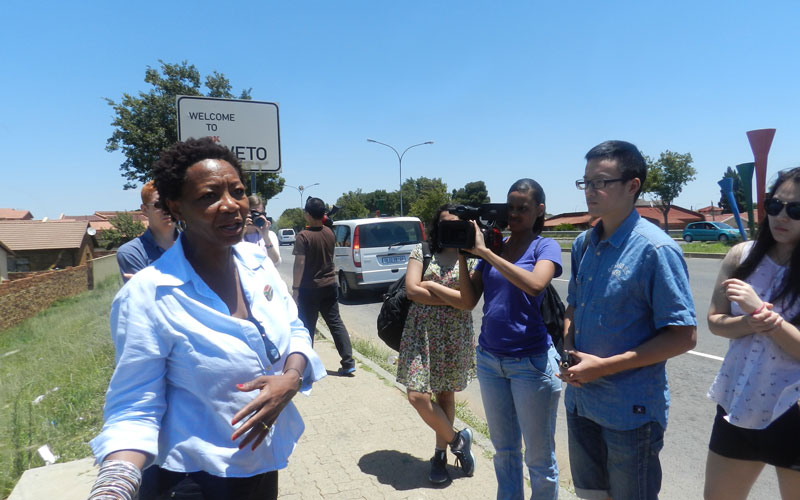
[297,285,354,370]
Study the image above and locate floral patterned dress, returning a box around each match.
[396,244,477,393]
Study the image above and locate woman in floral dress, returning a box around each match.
[396,204,478,484]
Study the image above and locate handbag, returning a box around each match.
[376,243,431,351]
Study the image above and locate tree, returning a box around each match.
[717,167,746,213]
[408,182,451,225]
[276,208,306,232]
[245,173,285,206]
[334,190,370,220]
[106,60,283,201]
[103,212,146,249]
[451,181,490,206]
[642,150,696,230]
[401,177,448,212]
[361,189,399,216]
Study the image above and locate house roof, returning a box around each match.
[545,203,704,228]
[634,206,703,224]
[697,205,723,214]
[0,208,34,220]
[0,220,90,251]
[544,212,594,227]
[61,211,148,228]
[0,240,14,255]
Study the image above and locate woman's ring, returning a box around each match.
[260,421,270,431]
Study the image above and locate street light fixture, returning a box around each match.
[285,182,320,208]
[367,139,434,216]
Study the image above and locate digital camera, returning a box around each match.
[250,210,267,228]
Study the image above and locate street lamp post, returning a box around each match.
[285,183,320,208]
[367,139,433,216]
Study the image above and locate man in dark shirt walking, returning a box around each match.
[292,197,355,376]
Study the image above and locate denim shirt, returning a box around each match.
[91,234,326,476]
[565,211,696,430]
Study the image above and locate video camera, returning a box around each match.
[438,203,508,255]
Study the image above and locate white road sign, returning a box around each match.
[176,96,281,173]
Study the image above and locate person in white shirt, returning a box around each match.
[705,166,800,500]
[244,194,281,265]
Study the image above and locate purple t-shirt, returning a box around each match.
[477,236,563,357]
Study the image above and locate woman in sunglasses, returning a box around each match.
[705,167,800,499]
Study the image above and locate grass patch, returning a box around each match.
[350,337,398,376]
[682,241,736,254]
[0,277,120,497]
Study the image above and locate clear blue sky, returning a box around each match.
[3,2,800,221]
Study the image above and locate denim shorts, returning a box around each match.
[566,408,664,500]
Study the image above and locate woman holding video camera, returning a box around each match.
[397,204,479,484]
[459,178,563,500]
[244,194,281,265]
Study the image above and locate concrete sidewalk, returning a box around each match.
[9,330,577,499]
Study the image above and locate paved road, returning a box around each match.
[275,245,780,499]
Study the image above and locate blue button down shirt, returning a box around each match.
[565,211,696,430]
[91,234,326,476]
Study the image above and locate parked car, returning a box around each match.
[332,217,425,299]
[682,221,741,242]
[278,228,296,245]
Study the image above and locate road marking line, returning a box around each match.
[688,350,724,361]
[553,278,569,282]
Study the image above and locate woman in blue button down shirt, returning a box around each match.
[88,138,325,500]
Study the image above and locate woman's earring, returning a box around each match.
[177,219,187,231]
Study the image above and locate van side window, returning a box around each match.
[335,226,351,247]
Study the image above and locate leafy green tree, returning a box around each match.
[103,212,146,249]
[408,183,451,225]
[276,208,306,232]
[401,177,448,213]
[361,189,399,216]
[245,173,285,205]
[451,180,490,206]
[717,167,746,213]
[106,60,284,200]
[642,150,697,230]
[334,190,370,220]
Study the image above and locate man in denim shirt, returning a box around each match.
[559,140,697,500]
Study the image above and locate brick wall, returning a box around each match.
[0,266,89,332]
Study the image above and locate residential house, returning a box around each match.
[0,208,34,220]
[545,202,704,231]
[0,240,12,281]
[0,220,94,272]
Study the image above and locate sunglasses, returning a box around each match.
[765,197,800,220]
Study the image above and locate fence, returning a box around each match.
[88,254,121,289]
[0,266,89,332]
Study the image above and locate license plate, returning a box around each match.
[380,255,407,265]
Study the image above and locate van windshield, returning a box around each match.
[359,221,422,248]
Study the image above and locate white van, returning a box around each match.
[278,228,296,245]
[332,217,425,299]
